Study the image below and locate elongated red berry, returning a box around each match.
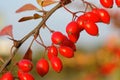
[84,21,99,36]
[115,0,120,7]
[66,21,80,34]
[92,8,110,24]
[100,0,113,8]
[61,37,76,51]
[68,33,80,43]
[17,59,33,72]
[36,58,49,77]
[84,12,100,22]
[18,71,34,80]
[51,31,65,45]
[1,72,14,80]
[59,46,74,58]
[50,57,63,73]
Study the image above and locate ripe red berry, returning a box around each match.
[1,72,14,80]
[50,57,63,73]
[59,46,74,58]
[67,33,80,43]
[61,37,76,51]
[84,12,100,23]
[100,0,113,8]
[76,15,85,30]
[47,45,58,60]
[51,31,65,45]
[83,21,99,36]
[18,71,34,80]
[92,8,110,24]
[115,0,120,7]
[66,21,80,34]
[36,58,49,77]
[17,59,33,72]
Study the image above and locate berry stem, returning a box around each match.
[0,0,71,73]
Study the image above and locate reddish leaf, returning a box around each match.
[16,4,38,13]
[18,16,34,22]
[23,48,32,61]
[36,0,58,7]
[0,25,13,38]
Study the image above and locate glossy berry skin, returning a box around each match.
[66,21,80,34]
[59,46,74,58]
[18,71,34,80]
[92,8,110,24]
[50,57,63,73]
[1,72,14,80]
[47,46,58,60]
[100,0,113,8]
[76,15,85,30]
[51,31,65,45]
[36,58,49,77]
[17,59,33,72]
[84,21,99,36]
[68,33,80,43]
[84,12,100,23]
[115,0,120,7]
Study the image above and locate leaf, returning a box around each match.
[36,0,58,7]
[16,3,38,13]
[18,13,42,22]
[18,16,34,22]
[0,25,13,38]
[33,13,42,19]
[23,48,32,61]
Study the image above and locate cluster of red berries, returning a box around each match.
[100,0,120,8]
[17,59,34,80]
[0,59,34,80]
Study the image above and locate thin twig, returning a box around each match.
[0,0,71,73]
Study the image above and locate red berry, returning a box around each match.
[51,31,65,45]
[47,45,58,60]
[1,72,14,80]
[17,59,33,72]
[84,12,100,22]
[76,15,85,30]
[115,0,120,7]
[100,0,113,8]
[66,21,80,34]
[92,8,110,24]
[18,71,34,80]
[36,58,49,77]
[59,46,74,58]
[67,33,80,43]
[83,21,99,36]
[61,37,76,51]
[50,57,63,73]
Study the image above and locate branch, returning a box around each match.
[0,0,71,73]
